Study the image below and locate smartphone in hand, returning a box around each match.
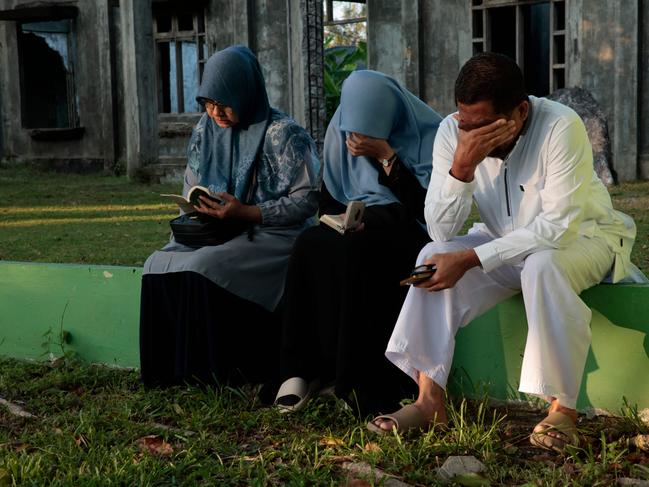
[400,264,437,286]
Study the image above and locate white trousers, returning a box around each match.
[385,231,615,409]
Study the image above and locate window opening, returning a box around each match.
[323,1,367,120]
[324,0,366,46]
[153,5,206,113]
[18,19,79,128]
[471,0,566,97]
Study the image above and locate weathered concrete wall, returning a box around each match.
[0,0,324,180]
[120,0,157,178]
[367,0,472,116]
[367,0,421,97]
[0,0,115,171]
[251,0,291,114]
[109,0,126,172]
[205,0,293,117]
[578,0,639,182]
[640,0,649,180]
[419,0,472,116]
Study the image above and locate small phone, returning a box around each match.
[399,263,437,286]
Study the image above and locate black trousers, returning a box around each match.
[140,271,280,390]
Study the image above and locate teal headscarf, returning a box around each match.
[188,45,271,202]
[324,70,442,206]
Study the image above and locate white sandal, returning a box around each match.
[274,377,318,414]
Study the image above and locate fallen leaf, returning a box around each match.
[240,455,259,462]
[345,480,372,487]
[136,435,174,457]
[320,436,344,447]
[14,443,28,453]
[363,442,382,453]
[631,434,649,452]
[325,455,356,463]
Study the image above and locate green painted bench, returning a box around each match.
[1,260,648,414]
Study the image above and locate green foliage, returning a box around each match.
[323,37,367,122]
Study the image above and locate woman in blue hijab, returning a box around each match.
[275,70,442,415]
[140,46,321,389]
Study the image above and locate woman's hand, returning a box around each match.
[194,192,262,222]
[346,132,395,161]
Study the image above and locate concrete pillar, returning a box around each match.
[580,0,638,182]
[639,0,649,180]
[206,0,252,54]
[367,0,422,97]
[420,0,472,116]
[119,0,158,178]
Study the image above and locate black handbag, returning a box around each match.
[169,212,248,248]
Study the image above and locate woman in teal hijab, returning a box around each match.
[140,46,321,389]
[276,70,441,415]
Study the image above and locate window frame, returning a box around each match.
[16,17,80,130]
[470,0,566,94]
[324,0,366,30]
[152,4,207,114]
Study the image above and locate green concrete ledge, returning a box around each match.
[1,260,648,414]
[0,261,141,367]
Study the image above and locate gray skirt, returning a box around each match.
[143,223,309,311]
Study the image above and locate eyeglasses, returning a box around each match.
[204,100,226,113]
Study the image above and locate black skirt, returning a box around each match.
[140,271,280,389]
[280,222,429,416]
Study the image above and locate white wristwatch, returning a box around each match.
[381,153,397,167]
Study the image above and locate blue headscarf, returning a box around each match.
[188,45,271,201]
[323,70,442,206]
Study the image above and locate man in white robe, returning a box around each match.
[368,52,641,451]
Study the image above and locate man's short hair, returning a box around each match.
[455,52,528,114]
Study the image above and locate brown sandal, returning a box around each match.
[529,411,580,452]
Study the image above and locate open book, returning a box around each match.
[161,185,224,214]
[319,201,365,235]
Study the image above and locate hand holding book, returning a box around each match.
[319,201,365,235]
[161,185,224,214]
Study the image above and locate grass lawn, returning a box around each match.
[1,165,649,485]
[1,357,648,486]
[0,165,179,266]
